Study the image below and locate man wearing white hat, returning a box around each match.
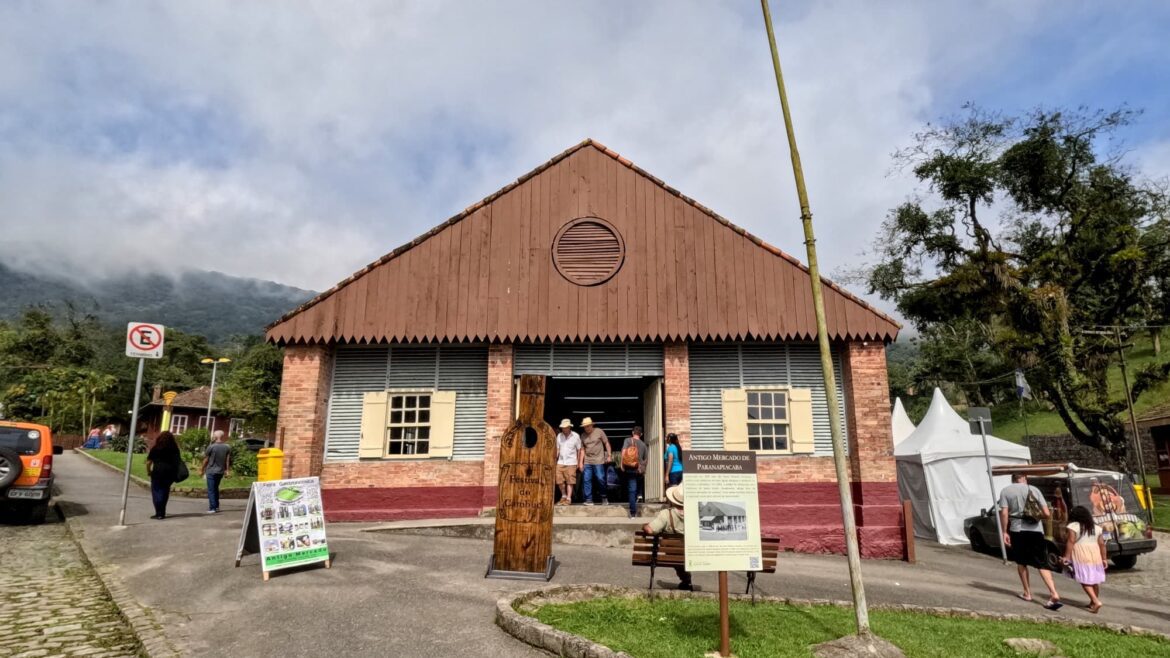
[643,485,691,590]
[579,417,610,506]
[555,419,583,505]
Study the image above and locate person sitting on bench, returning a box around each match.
[642,485,691,591]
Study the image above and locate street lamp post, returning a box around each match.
[201,357,231,435]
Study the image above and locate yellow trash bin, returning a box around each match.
[1134,483,1152,511]
[257,448,284,482]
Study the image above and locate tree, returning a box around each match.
[216,338,283,435]
[866,106,1170,467]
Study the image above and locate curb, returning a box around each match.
[73,448,250,499]
[58,502,184,658]
[496,584,1170,657]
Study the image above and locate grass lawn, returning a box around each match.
[1143,475,1169,528]
[529,598,1170,658]
[83,449,256,489]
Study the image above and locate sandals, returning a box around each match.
[1016,593,1033,602]
[1043,600,1064,611]
[1087,603,1102,614]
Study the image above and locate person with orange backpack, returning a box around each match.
[621,427,648,518]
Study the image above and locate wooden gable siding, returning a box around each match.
[267,141,899,345]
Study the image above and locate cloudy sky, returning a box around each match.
[2,1,1169,308]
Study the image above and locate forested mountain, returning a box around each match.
[0,263,315,342]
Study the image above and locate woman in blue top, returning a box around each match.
[663,433,684,487]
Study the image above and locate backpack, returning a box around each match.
[621,443,640,469]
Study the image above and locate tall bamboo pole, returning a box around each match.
[759,0,870,634]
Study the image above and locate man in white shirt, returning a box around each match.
[555,419,583,505]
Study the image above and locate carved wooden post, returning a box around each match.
[486,374,556,580]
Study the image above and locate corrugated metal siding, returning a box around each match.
[324,347,388,461]
[268,143,899,346]
[324,345,488,461]
[688,342,846,456]
[514,343,664,377]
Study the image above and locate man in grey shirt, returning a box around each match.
[579,418,610,506]
[998,473,1061,609]
[201,430,233,514]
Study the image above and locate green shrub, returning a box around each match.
[106,433,146,453]
[230,441,258,477]
[178,427,211,463]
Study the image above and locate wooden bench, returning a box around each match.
[632,531,781,602]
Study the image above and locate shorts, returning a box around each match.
[1009,531,1049,570]
[556,464,578,486]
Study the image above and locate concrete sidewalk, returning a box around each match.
[55,453,1170,657]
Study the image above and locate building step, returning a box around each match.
[365,516,648,548]
[476,501,665,519]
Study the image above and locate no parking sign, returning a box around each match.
[125,322,165,359]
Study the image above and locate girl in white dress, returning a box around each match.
[1061,505,1107,613]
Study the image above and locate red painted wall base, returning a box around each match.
[320,480,907,559]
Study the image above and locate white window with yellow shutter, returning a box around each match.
[721,386,815,455]
[358,389,457,459]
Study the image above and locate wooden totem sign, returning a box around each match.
[486,374,556,580]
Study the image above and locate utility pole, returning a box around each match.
[759,0,870,635]
[1083,327,1154,525]
[1113,327,1153,521]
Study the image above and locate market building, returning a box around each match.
[266,140,904,558]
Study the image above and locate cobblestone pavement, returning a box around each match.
[0,510,140,658]
[1103,530,1170,604]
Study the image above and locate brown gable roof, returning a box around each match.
[148,386,215,410]
[267,140,899,345]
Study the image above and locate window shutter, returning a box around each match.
[789,388,815,454]
[359,391,389,458]
[721,388,749,451]
[428,390,457,458]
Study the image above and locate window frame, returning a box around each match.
[745,386,792,455]
[170,414,189,434]
[382,389,435,458]
[229,418,245,437]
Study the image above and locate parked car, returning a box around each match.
[964,464,1157,570]
[241,437,270,452]
[0,420,64,524]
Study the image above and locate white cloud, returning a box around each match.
[0,0,1165,310]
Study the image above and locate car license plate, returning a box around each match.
[7,489,44,500]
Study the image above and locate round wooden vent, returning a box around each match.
[552,217,625,286]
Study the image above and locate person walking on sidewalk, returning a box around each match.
[998,473,1062,610]
[201,430,232,514]
[1062,505,1107,613]
[555,419,583,505]
[621,427,648,518]
[145,431,182,520]
[579,417,610,506]
[643,485,691,590]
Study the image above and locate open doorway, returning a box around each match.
[537,376,664,504]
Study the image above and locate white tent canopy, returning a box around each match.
[891,397,916,446]
[895,388,1032,544]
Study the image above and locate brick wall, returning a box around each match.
[481,343,514,506]
[276,344,332,479]
[664,341,691,449]
[842,341,897,484]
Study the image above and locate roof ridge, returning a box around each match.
[268,139,900,334]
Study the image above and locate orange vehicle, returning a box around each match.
[0,420,63,524]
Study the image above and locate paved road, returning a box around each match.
[53,453,1170,657]
[0,506,139,658]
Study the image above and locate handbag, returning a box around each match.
[1022,488,1045,524]
[176,460,190,483]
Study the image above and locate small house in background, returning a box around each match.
[139,386,249,440]
[266,139,904,558]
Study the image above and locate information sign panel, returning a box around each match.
[683,451,763,572]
